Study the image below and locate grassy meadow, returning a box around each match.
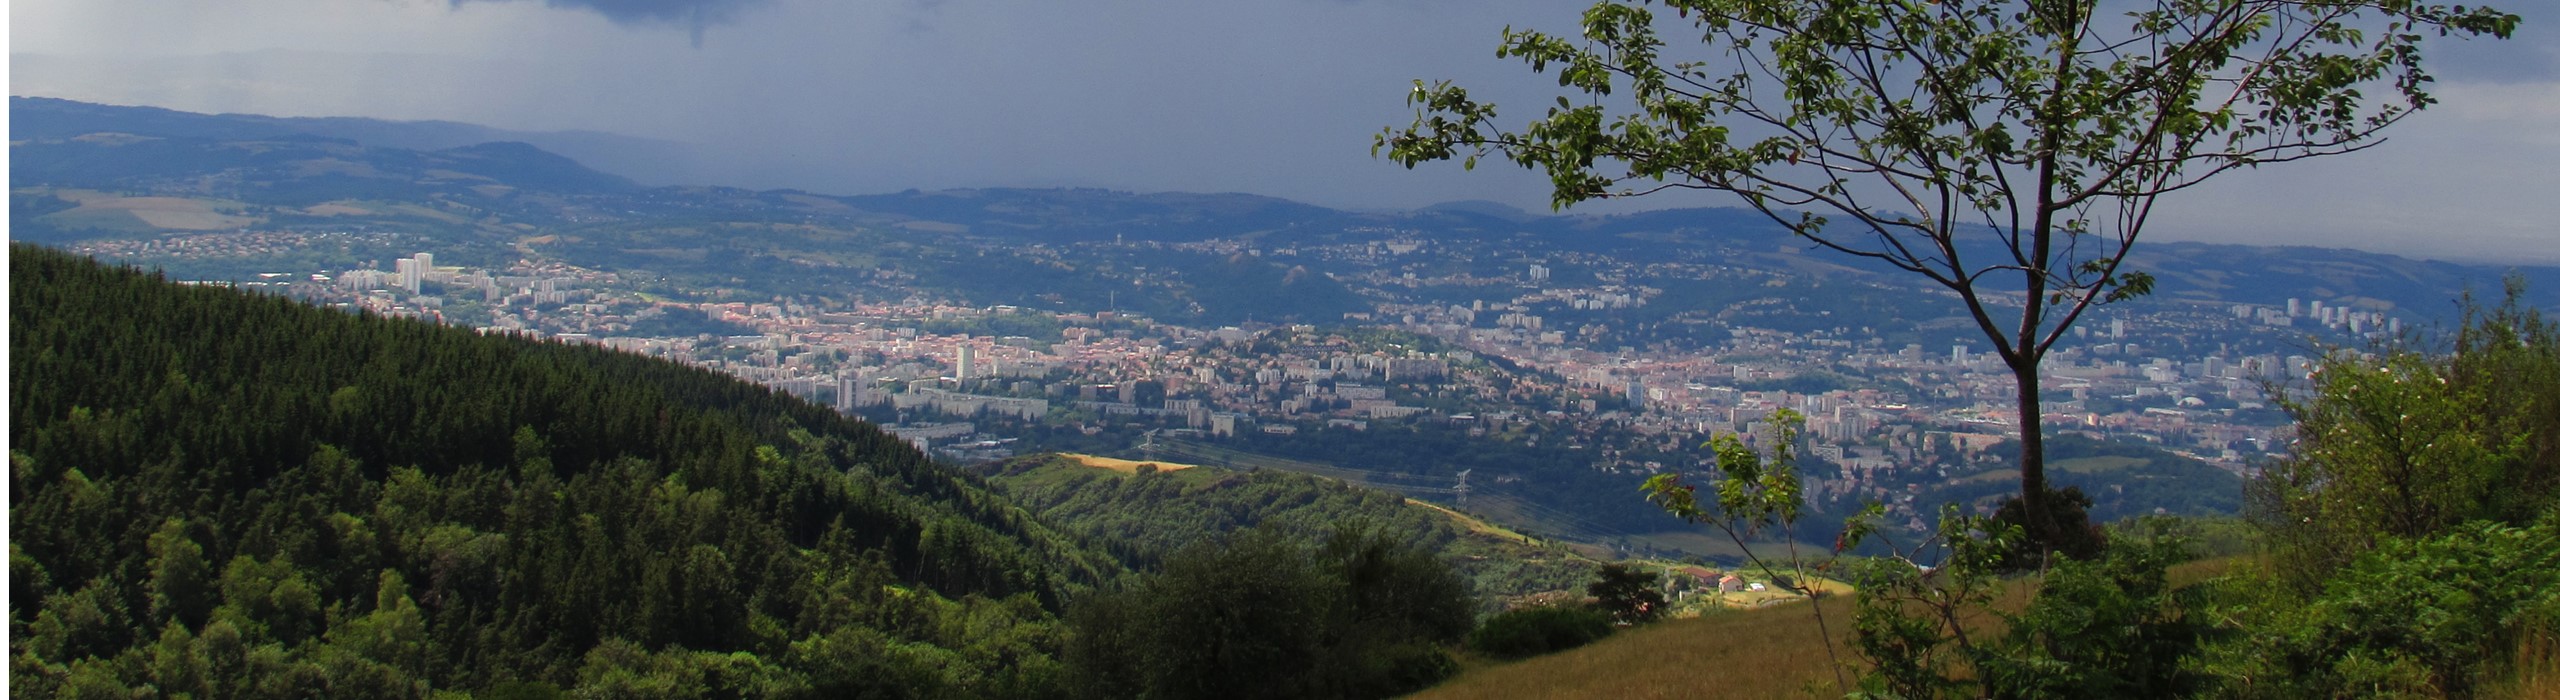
[1418,592,1860,700]
[1418,558,2251,699]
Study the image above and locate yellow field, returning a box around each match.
[1407,499,1536,542]
[1060,453,1200,474]
[303,203,375,216]
[42,191,257,231]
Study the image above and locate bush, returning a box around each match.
[1987,486,2109,573]
[1466,605,1615,660]
[1063,524,1474,700]
[1971,536,2208,699]
[1586,563,1668,625]
[2213,519,2560,698]
[2253,282,2559,588]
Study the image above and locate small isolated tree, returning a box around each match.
[1381,0,2519,540]
[1586,563,1669,625]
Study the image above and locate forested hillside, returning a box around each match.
[9,244,1120,697]
[976,455,1593,601]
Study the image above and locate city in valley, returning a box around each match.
[17,2,2553,694]
[87,231,2398,542]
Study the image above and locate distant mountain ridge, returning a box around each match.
[10,95,707,187]
[12,97,2556,319]
[11,116,638,200]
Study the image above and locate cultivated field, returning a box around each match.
[40,190,257,232]
[1059,453,1200,474]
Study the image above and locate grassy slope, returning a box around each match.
[979,453,1599,600]
[1057,453,1203,474]
[1407,499,1534,542]
[1146,437,1822,562]
[1417,558,2245,699]
[1421,595,1860,700]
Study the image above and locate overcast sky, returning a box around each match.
[11,0,2559,263]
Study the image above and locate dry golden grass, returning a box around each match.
[1414,595,1863,700]
[1417,557,2247,699]
[40,193,257,231]
[1407,499,1535,542]
[1059,453,1201,474]
[2493,622,2560,700]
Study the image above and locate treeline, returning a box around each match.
[976,455,1592,600]
[9,244,1120,697]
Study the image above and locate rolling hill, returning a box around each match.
[972,453,1596,602]
[9,243,1119,696]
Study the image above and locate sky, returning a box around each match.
[10,0,2560,264]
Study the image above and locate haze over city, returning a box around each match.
[12,0,2560,263]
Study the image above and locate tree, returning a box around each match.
[1586,563,1668,625]
[1062,526,1475,700]
[1381,0,2519,541]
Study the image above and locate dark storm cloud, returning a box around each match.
[453,0,774,46]
[14,0,2555,261]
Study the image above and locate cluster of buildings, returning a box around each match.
[233,245,2393,521]
[67,228,392,261]
[2233,298,2404,335]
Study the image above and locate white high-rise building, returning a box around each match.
[391,252,435,292]
[955,345,977,381]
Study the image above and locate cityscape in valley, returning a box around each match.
[76,214,2402,540]
[13,0,2558,692]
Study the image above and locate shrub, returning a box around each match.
[2213,519,2560,698]
[1063,524,1475,700]
[1466,605,1615,660]
[1987,485,2109,572]
[1586,563,1668,625]
[2253,282,2559,588]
